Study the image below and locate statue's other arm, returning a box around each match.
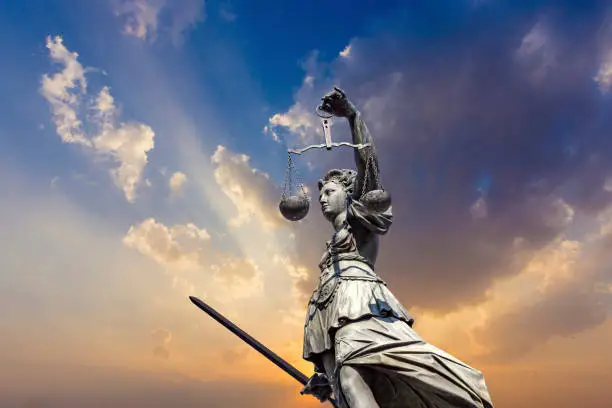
[319,87,382,198]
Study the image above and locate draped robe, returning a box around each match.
[303,199,494,408]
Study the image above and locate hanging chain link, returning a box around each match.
[293,155,307,199]
[282,152,308,200]
[360,147,383,198]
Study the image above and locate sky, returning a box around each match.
[0,0,611,407]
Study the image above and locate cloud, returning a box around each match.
[39,36,88,145]
[272,254,311,327]
[266,52,331,147]
[593,13,612,93]
[472,215,612,361]
[515,19,558,83]
[219,5,237,22]
[339,44,352,58]
[123,218,211,271]
[406,213,612,365]
[268,102,320,146]
[113,0,205,46]
[470,195,488,219]
[151,328,172,359]
[169,171,188,197]
[0,165,194,375]
[40,36,155,202]
[221,346,250,364]
[594,51,612,92]
[152,345,170,359]
[113,0,162,41]
[211,145,282,229]
[123,217,264,301]
[151,328,172,344]
[92,87,155,202]
[209,255,264,301]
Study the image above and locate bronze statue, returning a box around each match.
[297,88,494,408]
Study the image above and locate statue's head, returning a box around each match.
[318,169,356,221]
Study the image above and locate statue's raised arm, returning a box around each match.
[319,88,390,212]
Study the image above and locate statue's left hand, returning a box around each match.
[320,87,356,118]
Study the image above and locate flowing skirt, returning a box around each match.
[330,316,494,408]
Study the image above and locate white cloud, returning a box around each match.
[113,0,162,41]
[265,52,331,147]
[339,44,352,58]
[123,217,211,271]
[604,176,612,192]
[210,256,264,301]
[268,101,320,145]
[151,328,172,359]
[123,218,207,297]
[40,36,89,145]
[515,20,557,83]
[151,327,172,344]
[169,171,188,196]
[594,51,612,93]
[123,217,264,301]
[267,61,401,150]
[359,72,403,135]
[516,21,549,60]
[40,36,155,203]
[211,145,281,229]
[219,5,237,22]
[171,275,196,296]
[92,97,155,202]
[266,52,400,149]
[113,0,205,46]
[272,255,310,326]
[470,196,488,219]
[303,75,315,86]
[95,85,116,114]
[594,17,612,93]
[542,197,574,229]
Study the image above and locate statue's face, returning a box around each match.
[319,181,347,220]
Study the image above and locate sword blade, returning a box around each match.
[188,296,309,384]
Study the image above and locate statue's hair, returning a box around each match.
[318,168,357,196]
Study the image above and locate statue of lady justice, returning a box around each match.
[298,88,494,408]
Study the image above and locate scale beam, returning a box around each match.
[288,142,371,155]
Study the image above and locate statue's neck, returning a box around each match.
[332,212,347,232]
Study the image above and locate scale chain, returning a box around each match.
[283,152,307,199]
[361,148,383,199]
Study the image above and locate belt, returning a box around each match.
[310,261,385,309]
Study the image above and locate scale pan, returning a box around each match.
[279,195,309,221]
[361,189,391,213]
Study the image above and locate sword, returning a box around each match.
[188,296,339,407]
